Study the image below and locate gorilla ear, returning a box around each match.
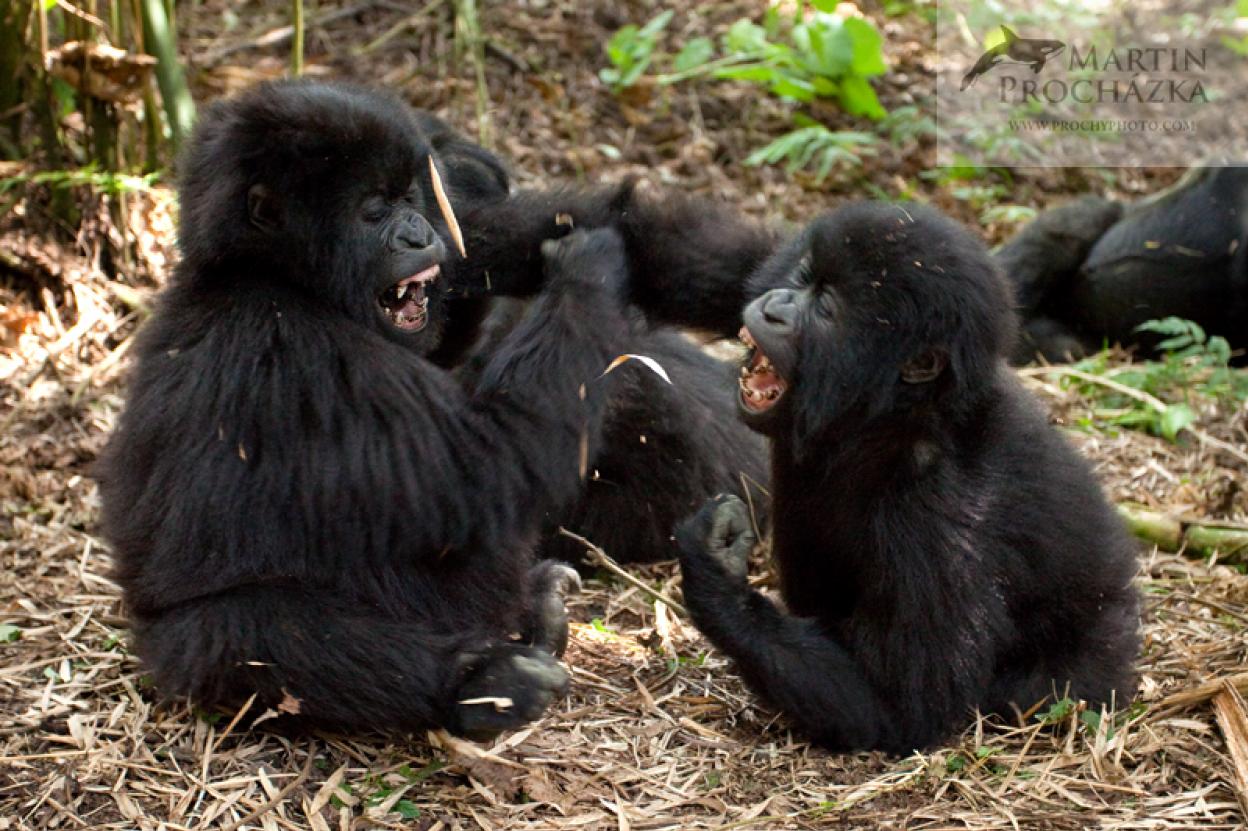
[901,349,947,384]
[247,184,281,233]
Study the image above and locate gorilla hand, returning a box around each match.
[541,227,629,303]
[677,494,755,586]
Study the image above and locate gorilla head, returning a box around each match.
[735,203,1017,451]
[176,82,470,353]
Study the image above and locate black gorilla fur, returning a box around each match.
[473,190,1141,753]
[96,82,659,738]
[1000,167,1248,362]
[673,203,1141,753]
[414,111,770,566]
[99,80,771,734]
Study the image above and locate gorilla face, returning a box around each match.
[734,204,1015,447]
[177,81,467,354]
[350,164,449,337]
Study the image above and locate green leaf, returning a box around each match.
[0,624,20,643]
[770,76,816,102]
[620,57,653,88]
[724,20,769,55]
[714,64,780,83]
[639,9,674,39]
[1158,403,1196,441]
[838,75,886,119]
[1036,697,1076,724]
[395,800,421,819]
[845,18,888,76]
[674,37,714,73]
[606,25,639,65]
[811,0,841,11]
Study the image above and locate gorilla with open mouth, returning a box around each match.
[97,82,644,738]
[469,187,1142,753]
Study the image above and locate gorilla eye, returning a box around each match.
[362,195,389,223]
[795,253,814,286]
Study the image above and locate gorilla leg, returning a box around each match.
[136,584,568,740]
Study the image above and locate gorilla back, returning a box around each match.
[97,81,633,738]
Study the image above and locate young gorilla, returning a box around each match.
[98,82,637,739]
[468,192,1140,753]
[674,204,1141,753]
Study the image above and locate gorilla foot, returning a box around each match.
[451,644,570,742]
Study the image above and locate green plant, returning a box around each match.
[1065,318,1248,442]
[598,4,891,180]
[599,10,674,93]
[659,4,888,120]
[744,120,877,182]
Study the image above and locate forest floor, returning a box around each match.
[2,1,1247,829]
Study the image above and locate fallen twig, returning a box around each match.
[557,527,688,617]
[1018,365,1248,466]
[1212,681,1248,818]
[218,747,314,831]
[1152,671,1248,720]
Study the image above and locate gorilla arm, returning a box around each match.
[673,497,895,751]
[456,183,783,338]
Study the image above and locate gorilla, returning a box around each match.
[97,80,764,739]
[472,190,1141,753]
[1000,167,1248,362]
[673,203,1141,753]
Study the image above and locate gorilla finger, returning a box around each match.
[528,594,571,657]
[709,495,751,549]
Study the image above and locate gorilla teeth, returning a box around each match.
[396,284,409,300]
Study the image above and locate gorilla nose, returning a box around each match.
[761,288,798,330]
[397,214,438,250]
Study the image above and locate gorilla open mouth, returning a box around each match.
[379,265,440,331]
[739,326,788,412]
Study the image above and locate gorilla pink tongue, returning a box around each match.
[738,326,787,411]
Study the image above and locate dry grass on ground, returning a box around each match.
[2,196,1247,829]
[3,1,1248,828]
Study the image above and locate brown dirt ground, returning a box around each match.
[2,2,1247,829]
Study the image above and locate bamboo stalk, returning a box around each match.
[290,0,304,76]
[138,0,194,148]
[1118,504,1248,566]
